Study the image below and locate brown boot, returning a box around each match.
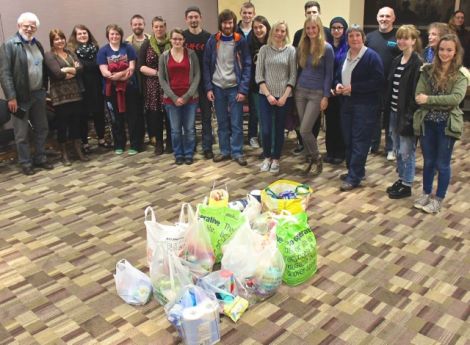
[311,155,323,177]
[74,140,90,161]
[304,155,314,174]
[60,143,71,166]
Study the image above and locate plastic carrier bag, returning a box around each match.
[261,179,312,214]
[165,285,221,345]
[180,216,216,279]
[275,212,317,286]
[114,259,152,305]
[198,204,245,263]
[196,269,250,322]
[150,244,193,306]
[145,203,195,270]
[221,222,285,304]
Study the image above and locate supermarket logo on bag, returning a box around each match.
[200,215,221,226]
[287,228,311,245]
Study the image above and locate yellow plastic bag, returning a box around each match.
[261,179,312,214]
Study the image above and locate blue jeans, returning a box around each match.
[389,111,416,185]
[213,85,244,158]
[259,95,292,160]
[419,120,456,199]
[165,103,197,159]
[341,99,378,186]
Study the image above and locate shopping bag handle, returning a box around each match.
[144,206,156,222]
[179,203,194,224]
[116,259,128,272]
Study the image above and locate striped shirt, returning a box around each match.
[255,45,297,98]
[390,62,405,112]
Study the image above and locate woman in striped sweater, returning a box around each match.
[255,21,297,174]
[384,25,422,200]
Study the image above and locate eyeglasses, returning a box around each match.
[331,26,344,31]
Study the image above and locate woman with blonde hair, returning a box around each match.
[256,20,297,174]
[295,15,334,176]
[423,22,452,63]
[384,25,423,199]
[413,34,468,213]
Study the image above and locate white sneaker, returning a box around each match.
[249,137,260,148]
[260,159,271,172]
[387,151,396,161]
[270,160,280,173]
[413,193,431,210]
[422,198,442,214]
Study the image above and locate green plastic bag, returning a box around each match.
[198,205,245,262]
[275,212,317,286]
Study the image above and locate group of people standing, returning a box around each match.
[0,2,469,215]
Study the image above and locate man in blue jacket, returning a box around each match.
[0,12,53,175]
[203,9,251,166]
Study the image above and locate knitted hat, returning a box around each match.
[329,17,348,31]
[185,6,201,17]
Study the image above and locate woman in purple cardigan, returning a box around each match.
[334,25,384,191]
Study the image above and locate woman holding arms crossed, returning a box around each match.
[413,34,469,213]
[45,29,89,165]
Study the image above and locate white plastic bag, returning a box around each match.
[145,203,194,270]
[221,221,262,280]
[150,243,193,306]
[114,259,152,305]
[242,194,262,226]
[222,222,284,304]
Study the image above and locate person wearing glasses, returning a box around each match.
[334,25,384,191]
[0,12,53,175]
[158,29,200,165]
[324,17,348,165]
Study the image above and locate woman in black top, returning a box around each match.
[247,16,271,150]
[384,25,423,200]
[69,25,110,151]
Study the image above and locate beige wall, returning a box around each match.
[0,0,218,47]
[218,0,365,36]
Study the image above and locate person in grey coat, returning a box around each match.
[0,12,53,175]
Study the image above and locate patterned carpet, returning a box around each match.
[0,122,469,345]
